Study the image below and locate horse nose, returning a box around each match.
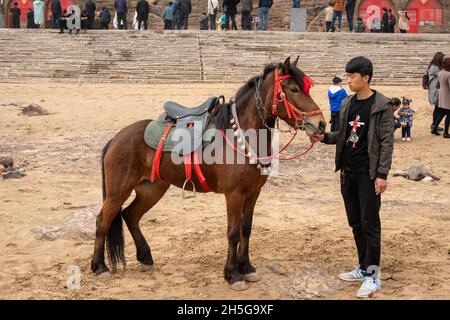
[318,120,327,133]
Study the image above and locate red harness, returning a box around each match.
[272,70,322,126]
[150,124,211,192]
[219,69,323,162]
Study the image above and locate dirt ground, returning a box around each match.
[0,82,449,300]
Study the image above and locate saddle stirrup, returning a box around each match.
[182,180,196,199]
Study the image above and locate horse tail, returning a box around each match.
[107,211,125,270]
[101,139,126,270]
[101,139,112,201]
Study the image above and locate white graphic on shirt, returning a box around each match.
[347,115,365,148]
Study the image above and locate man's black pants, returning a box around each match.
[138,17,148,30]
[117,12,128,29]
[340,171,381,273]
[330,111,340,132]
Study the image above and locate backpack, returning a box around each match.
[391,15,396,26]
[422,70,429,90]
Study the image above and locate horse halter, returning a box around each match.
[272,68,323,129]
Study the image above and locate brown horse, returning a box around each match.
[91,57,326,290]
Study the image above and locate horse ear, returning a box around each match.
[283,57,291,74]
[293,56,299,67]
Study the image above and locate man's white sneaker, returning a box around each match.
[356,276,381,298]
[402,137,406,142]
[338,267,365,282]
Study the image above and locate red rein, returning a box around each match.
[222,69,319,162]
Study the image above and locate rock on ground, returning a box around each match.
[21,104,49,116]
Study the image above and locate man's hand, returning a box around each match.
[400,121,407,127]
[375,178,387,195]
[310,134,324,144]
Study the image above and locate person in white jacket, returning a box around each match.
[207,0,218,30]
[33,0,45,28]
[325,1,333,32]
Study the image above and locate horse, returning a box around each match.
[91,57,327,290]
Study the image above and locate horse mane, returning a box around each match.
[211,63,313,130]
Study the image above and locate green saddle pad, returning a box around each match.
[144,119,217,152]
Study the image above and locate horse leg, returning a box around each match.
[122,180,170,268]
[224,191,248,291]
[91,196,128,275]
[238,189,262,283]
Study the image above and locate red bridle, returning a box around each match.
[272,69,322,126]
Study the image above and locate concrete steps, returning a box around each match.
[1,29,450,85]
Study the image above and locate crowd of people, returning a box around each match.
[7,0,280,32]
[322,0,411,33]
[7,0,422,33]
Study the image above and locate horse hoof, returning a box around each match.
[96,270,111,278]
[93,264,110,276]
[138,264,154,272]
[229,281,249,291]
[243,272,261,282]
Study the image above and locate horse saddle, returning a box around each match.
[145,97,219,156]
[162,97,217,120]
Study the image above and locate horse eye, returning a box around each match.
[289,87,300,93]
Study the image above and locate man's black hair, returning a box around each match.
[332,76,342,85]
[389,97,401,106]
[345,56,373,83]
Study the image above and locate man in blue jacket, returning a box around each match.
[258,0,272,31]
[328,76,348,132]
[114,0,128,29]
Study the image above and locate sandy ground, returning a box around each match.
[0,82,449,300]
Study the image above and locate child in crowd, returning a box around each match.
[398,97,415,141]
[199,12,209,30]
[328,76,348,132]
[354,17,365,33]
[318,20,325,32]
[219,14,226,31]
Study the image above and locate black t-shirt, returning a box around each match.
[341,92,375,172]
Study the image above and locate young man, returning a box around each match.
[345,0,356,32]
[207,0,219,30]
[328,76,348,132]
[85,0,96,29]
[258,0,273,31]
[310,56,394,298]
[241,0,253,31]
[10,3,21,28]
[114,0,128,30]
[136,0,150,30]
[163,2,175,30]
[331,0,345,32]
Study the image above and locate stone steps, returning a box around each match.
[1,29,450,85]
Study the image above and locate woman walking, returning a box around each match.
[428,52,445,135]
[434,56,450,138]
